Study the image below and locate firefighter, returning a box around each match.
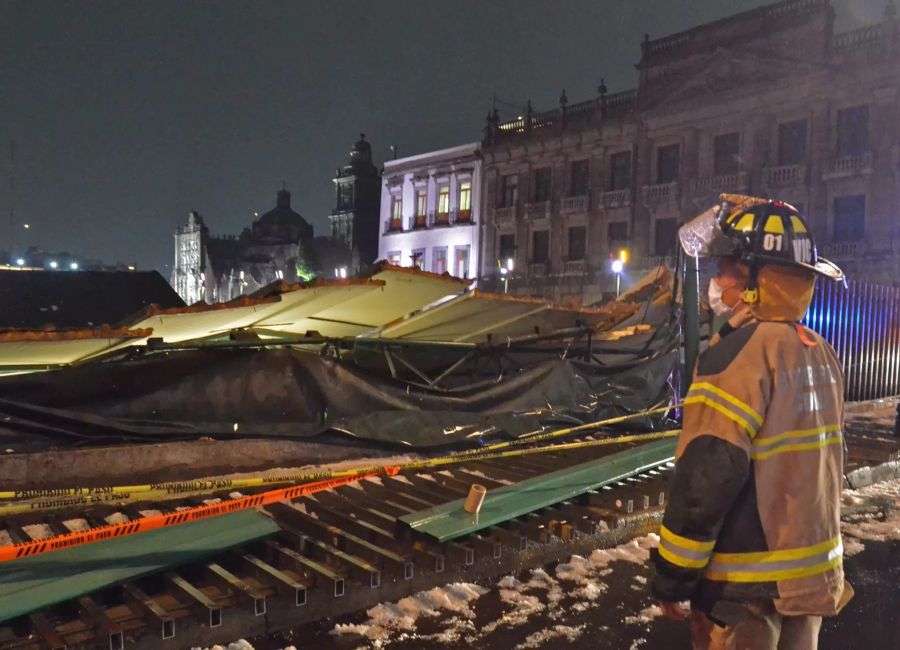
[651,196,852,650]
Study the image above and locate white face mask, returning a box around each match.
[708,277,734,318]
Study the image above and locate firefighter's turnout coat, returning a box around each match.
[651,321,849,618]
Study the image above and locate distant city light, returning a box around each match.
[49,260,58,269]
[611,259,624,274]
[69,262,79,270]
[15,258,24,266]
[127,264,136,271]
[22,224,29,229]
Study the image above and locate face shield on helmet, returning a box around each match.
[679,195,845,322]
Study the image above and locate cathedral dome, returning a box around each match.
[253,188,313,243]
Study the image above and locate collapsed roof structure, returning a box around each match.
[0,264,679,450]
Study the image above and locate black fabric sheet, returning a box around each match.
[0,332,678,450]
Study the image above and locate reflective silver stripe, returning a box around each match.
[659,537,712,562]
[686,387,761,435]
[707,543,843,574]
[752,430,842,454]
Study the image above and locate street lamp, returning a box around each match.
[69,261,79,270]
[49,260,58,269]
[611,248,628,298]
[15,258,24,266]
[498,257,514,293]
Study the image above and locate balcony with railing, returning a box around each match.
[407,214,428,230]
[821,241,865,258]
[833,21,895,54]
[450,209,475,225]
[494,205,517,224]
[823,151,874,180]
[764,164,807,188]
[528,262,548,276]
[602,189,632,209]
[642,182,679,207]
[561,195,589,214]
[429,211,451,227]
[491,89,637,140]
[383,218,403,234]
[562,259,587,275]
[644,255,675,269]
[690,171,749,196]
[524,201,551,220]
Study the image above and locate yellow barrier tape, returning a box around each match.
[0,428,681,517]
[0,404,681,516]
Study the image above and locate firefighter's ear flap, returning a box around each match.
[748,264,816,322]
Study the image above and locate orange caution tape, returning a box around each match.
[0,466,399,564]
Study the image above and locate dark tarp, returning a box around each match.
[0,323,679,450]
[0,270,185,330]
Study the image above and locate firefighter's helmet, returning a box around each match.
[679,196,844,321]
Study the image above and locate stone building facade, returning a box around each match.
[171,188,318,304]
[330,134,382,272]
[378,143,482,281]
[479,0,900,302]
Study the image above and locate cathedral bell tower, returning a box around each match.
[329,134,381,271]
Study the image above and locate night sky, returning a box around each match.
[0,0,889,274]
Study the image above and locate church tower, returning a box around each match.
[329,134,381,271]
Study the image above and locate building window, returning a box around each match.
[532,230,550,263]
[607,221,628,246]
[458,181,472,221]
[533,168,552,202]
[410,248,426,270]
[836,105,869,158]
[653,218,678,256]
[387,250,401,266]
[570,160,589,196]
[501,173,518,207]
[713,132,740,176]
[390,196,403,231]
[454,245,470,279]
[416,190,427,218]
[433,247,448,274]
[568,226,586,261]
[498,233,516,264]
[609,151,632,191]
[338,184,353,210]
[438,186,450,217]
[656,144,680,184]
[778,120,807,165]
[833,195,865,242]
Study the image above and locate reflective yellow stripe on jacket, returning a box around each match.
[705,536,843,583]
[750,424,842,460]
[684,382,763,439]
[658,524,715,569]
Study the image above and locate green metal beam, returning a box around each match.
[0,509,280,623]
[398,438,676,543]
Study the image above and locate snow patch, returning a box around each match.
[331,582,487,641]
[624,605,663,625]
[513,624,586,649]
[841,479,900,544]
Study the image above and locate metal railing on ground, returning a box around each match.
[804,280,900,401]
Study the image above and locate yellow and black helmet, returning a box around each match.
[679,195,844,321]
[720,200,843,281]
[679,196,843,282]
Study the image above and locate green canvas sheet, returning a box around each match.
[0,509,280,622]
[399,438,676,542]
